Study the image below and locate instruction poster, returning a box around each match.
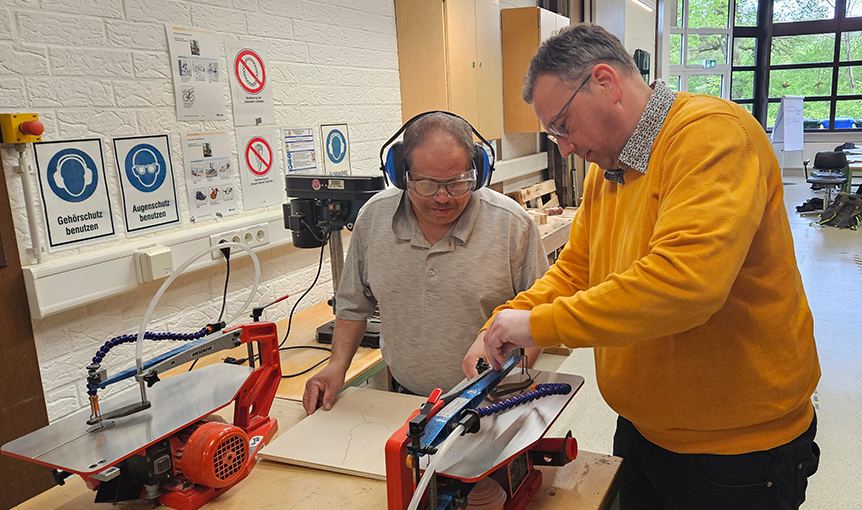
[33,139,116,250]
[227,41,275,126]
[113,135,181,235]
[181,131,238,222]
[320,123,351,176]
[236,126,283,211]
[166,25,226,121]
[283,127,319,174]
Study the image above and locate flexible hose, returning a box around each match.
[135,242,261,374]
[407,423,466,510]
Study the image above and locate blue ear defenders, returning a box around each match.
[379,111,495,191]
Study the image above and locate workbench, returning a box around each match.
[14,231,627,509]
[14,396,621,510]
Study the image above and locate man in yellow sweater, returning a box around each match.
[476,23,821,509]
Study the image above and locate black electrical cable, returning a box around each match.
[278,219,335,350]
[217,257,231,323]
[273,220,335,376]
[190,248,231,372]
[280,345,333,378]
[233,218,335,370]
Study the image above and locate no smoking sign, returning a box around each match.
[234,49,266,94]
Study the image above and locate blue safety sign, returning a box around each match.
[124,143,167,193]
[326,129,347,164]
[46,148,99,203]
[34,138,116,250]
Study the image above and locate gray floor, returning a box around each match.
[534,173,862,509]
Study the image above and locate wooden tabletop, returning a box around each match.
[266,301,385,401]
[14,398,621,510]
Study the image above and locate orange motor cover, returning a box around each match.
[178,422,249,488]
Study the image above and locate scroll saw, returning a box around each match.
[2,321,282,510]
[386,353,584,510]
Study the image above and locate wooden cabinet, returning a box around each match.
[394,0,503,140]
[502,7,569,133]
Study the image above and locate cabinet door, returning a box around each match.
[502,7,541,133]
[444,0,480,130]
[475,0,503,140]
[394,0,448,123]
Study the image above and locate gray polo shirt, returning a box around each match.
[336,186,549,395]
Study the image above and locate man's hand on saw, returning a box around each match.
[483,309,537,370]
[302,365,345,415]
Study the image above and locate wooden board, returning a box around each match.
[258,387,425,480]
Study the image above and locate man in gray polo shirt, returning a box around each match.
[302,112,549,414]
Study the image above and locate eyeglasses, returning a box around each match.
[545,73,592,142]
[407,169,476,197]
[133,163,159,175]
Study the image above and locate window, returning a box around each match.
[731,0,862,131]
[669,0,732,98]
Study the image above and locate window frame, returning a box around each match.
[731,0,862,131]
[669,0,733,99]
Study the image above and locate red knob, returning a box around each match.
[19,120,44,136]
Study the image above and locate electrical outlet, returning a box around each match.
[209,230,242,260]
[246,223,270,248]
[209,223,270,259]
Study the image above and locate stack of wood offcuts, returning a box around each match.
[505,179,577,226]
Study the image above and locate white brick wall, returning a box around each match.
[1,0,401,421]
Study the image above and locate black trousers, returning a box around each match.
[613,413,820,510]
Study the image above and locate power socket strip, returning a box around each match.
[209,223,270,259]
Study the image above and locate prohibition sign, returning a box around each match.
[234,49,266,94]
[246,137,273,176]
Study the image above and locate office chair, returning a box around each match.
[803,151,848,214]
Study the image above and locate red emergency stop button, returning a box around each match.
[19,121,44,136]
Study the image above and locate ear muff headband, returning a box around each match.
[379,111,495,191]
[54,153,95,197]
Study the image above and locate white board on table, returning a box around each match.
[258,387,425,480]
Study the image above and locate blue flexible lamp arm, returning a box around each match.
[97,329,242,389]
[420,352,523,450]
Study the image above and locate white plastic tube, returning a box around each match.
[134,242,261,374]
[407,424,466,510]
[15,146,43,263]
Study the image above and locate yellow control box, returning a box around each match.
[0,113,43,143]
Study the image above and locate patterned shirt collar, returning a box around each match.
[604,80,676,184]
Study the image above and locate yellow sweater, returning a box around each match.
[496,93,820,454]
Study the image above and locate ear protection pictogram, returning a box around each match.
[378,111,495,191]
[53,153,95,197]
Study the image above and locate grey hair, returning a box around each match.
[402,112,474,169]
[522,23,639,104]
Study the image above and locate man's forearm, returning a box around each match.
[328,318,369,372]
